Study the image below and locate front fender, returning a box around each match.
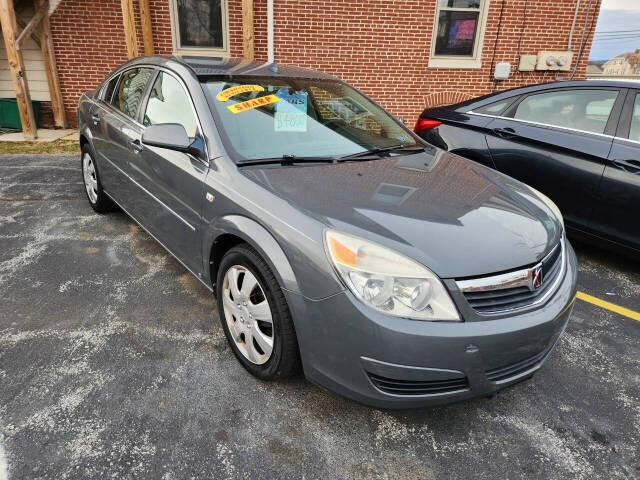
[202,215,300,294]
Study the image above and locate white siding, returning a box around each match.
[0,34,50,102]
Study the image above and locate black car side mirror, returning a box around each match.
[142,123,204,160]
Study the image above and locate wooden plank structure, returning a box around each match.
[138,0,153,56]
[242,0,254,60]
[0,0,66,138]
[120,0,138,59]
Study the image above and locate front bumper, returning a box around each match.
[287,242,578,409]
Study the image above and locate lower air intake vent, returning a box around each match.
[368,373,469,395]
[485,348,549,382]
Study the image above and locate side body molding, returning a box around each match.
[202,215,299,294]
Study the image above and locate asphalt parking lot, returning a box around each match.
[0,154,638,480]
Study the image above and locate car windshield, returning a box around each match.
[202,76,419,162]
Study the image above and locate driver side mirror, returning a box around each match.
[142,123,204,160]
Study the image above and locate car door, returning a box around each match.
[133,69,208,274]
[90,67,155,208]
[484,87,624,232]
[590,89,640,251]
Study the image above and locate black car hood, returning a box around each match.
[242,148,562,278]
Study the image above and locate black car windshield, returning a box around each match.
[202,76,419,162]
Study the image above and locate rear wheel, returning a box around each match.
[81,144,116,213]
[216,244,301,380]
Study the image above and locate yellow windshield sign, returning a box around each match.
[216,85,265,101]
[227,95,280,114]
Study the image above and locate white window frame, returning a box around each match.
[169,0,230,57]
[428,0,491,69]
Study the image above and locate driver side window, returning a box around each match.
[514,89,619,135]
[143,71,198,138]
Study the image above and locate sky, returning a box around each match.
[589,0,640,61]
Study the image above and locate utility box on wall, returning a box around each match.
[536,51,574,71]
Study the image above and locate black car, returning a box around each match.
[414,80,640,256]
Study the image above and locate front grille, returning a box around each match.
[485,347,550,382]
[368,373,469,395]
[460,242,564,314]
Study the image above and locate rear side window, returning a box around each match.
[475,98,514,116]
[143,71,198,137]
[101,75,119,103]
[514,89,619,135]
[111,67,154,120]
[629,94,640,142]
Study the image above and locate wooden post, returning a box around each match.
[16,0,48,49]
[242,0,254,60]
[0,0,37,139]
[34,0,67,128]
[120,0,138,59]
[138,0,153,56]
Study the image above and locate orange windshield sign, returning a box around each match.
[227,95,280,114]
[216,84,264,101]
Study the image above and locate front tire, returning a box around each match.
[216,244,301,380]
[81,144,116,213]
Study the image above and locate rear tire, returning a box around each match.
[81,144,116,213]
[216,244,301,380]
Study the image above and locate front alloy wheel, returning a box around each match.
[216,244,301,380]
[222,265,274,364]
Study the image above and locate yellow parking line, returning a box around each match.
[576,291,640,322]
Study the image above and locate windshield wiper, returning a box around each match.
[237,154,337,167]
[338,144,425,161]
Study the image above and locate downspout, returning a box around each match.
[568,0,581,50]
[267,0,274,63]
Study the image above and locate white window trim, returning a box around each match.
[428,0,491,69]
[169,0,230,57]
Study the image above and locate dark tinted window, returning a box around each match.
[475,98,514,115]
[111,68,154,119]
[434,9,479,56]
[143,72,198,137]
[630,93,640,142]
[101,75,120,103]
[514,89,618,134]
[177,0,223,48]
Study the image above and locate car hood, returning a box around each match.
[241,148,562,278]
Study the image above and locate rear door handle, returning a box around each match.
[130,139,143,153]
[612,158,640,174]
[91,114,100,125]
[493,127,517,139]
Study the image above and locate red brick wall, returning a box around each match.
[47,0,601,126]
[256,0,601,122]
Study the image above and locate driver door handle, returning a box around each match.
[130,139,143,153]
[493,127,517,139]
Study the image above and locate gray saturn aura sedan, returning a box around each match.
[79,56,577,408]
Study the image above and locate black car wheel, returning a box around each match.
[216,244,301,380]
[81,144,117,213]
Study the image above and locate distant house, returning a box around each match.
[602,50,640,76]
[586,62,604,75]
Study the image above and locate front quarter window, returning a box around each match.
[143,71,198,137]
[203,77,418,162]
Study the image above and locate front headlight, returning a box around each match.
[529,186,564,227]
[324,230,460,321]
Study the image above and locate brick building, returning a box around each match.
[1,0,601,130]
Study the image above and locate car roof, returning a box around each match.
[435,79,640,113]
[119,55,339,81]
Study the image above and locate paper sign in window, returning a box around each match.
[275,88,308,132]
[227,94,280,114]
[217,85,265,101]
